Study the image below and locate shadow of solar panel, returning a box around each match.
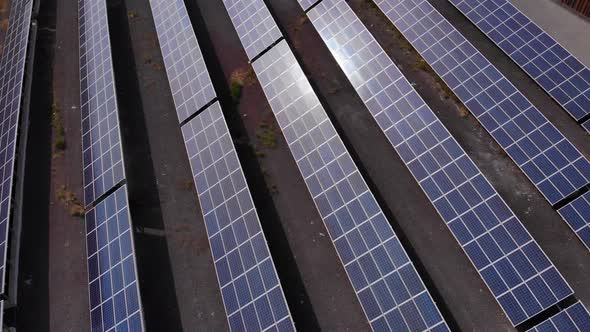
[148,0,216,123]
[304,0,574,325]
[449,0,590,126]
[85,185,144,332]
[221,0,283,60]
[559,191,590,251]
[527,301,590,332]
[371,0,590,207]
[251,40,449,332]
[79,0,126,206]
[182,102,295,331]
[0,0,33,297]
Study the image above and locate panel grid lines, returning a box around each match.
[559,191,590,250]
[527,301,590,332]
[252,39,449,332]
[85,185,144,332]
[79,0,126,206]
[305,0,573,326]
[149,0,215,123]
[182,102,295,332]
[449,0,590,124]
[221,0,283,61]
[0,0,33,295]
[372,0,590,207]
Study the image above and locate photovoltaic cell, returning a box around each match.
[305,0,573,325]
[370,0,590,250]
[85,185,144,332]
[527,301,590,332]
[370,0,590,207]
[221,0,283,61]
[0,0,33,295]
[182,102,295,331]
[558,192,590,251]
[449,0,590,124]
[252,40,449,332]
[148,0,216,123]
[79,0,126,206]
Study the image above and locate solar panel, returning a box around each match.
[252,40,449,332]
[304,0,573,325]
[370,0,590,206]
[220,0,283,61]
[558,192,590,251]
[85,185,144,332]
[79,0,126,206]
[527,301,590,332]
[148,0,216,123]
[371,0,590,251]
[449,0,590,127]
[182,102,295,331]
[0,0,33,295]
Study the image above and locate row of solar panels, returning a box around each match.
[0,0,35,328]
[78,0,144,330]
[72,0,590,331]
[218,0,590,330]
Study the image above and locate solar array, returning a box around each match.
[527,301,590,332]
[304,0,574,325]
[559,192,590,250]
[0,0,33,297]
[79,0,126,206]
[147,0,295,329]
[79,0,145,330]
[371,0,590,207]
[86,185,144,332]
[148,0,216,123]
[252,39,449,332]
[449,0,590,128]
[220,0,283,61]
[181,102,295,331]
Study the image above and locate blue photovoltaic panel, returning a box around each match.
[221,0,283,61]
[583,120,590,133]
[449,0,590,124]
[371,0,590,252]
[148,0,216,123]
[85,185,144,332]
[558,192,590,250]
[252,40,449,332]
[182,102,295,331]
[79,0,126,206]
[527,301,590,332]
[305,0,573,325]
[371,0,590,207]
[0,0,33,294]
